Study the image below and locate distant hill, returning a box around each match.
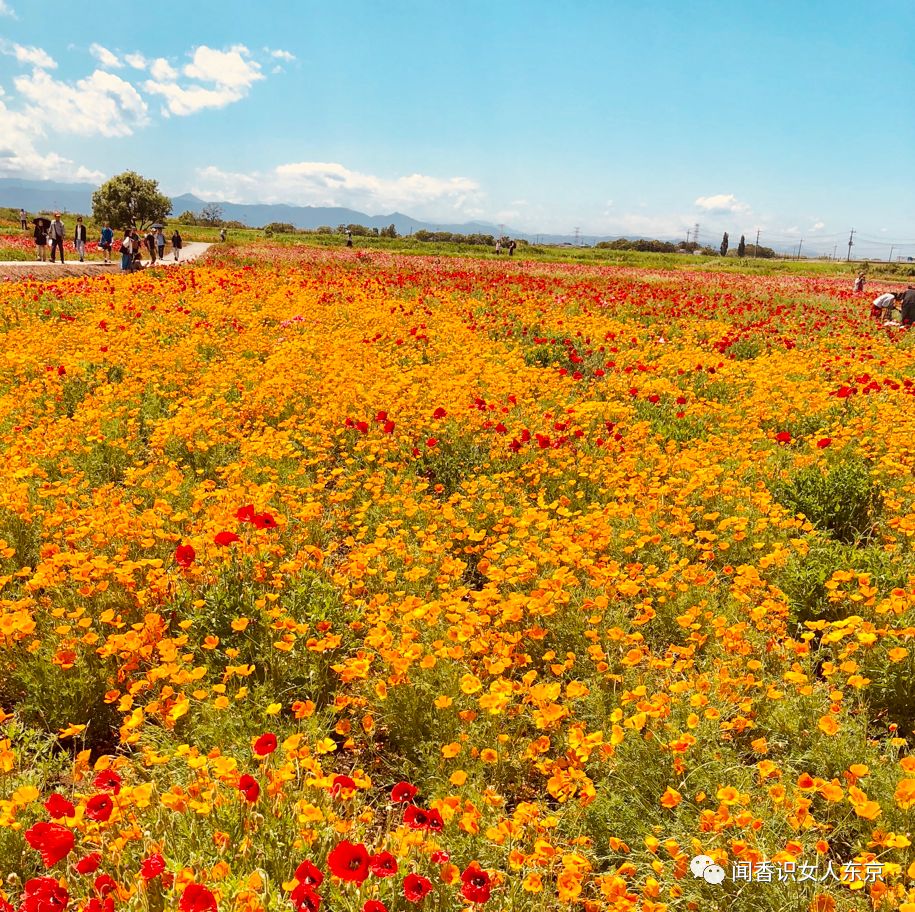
[0,177,627,245]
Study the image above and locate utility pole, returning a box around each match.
[847,228,855,262]
[832,244,837,261]
[797,239,803,260]
[754,228,760,258]
[685,227,691,245]
[693,223,700,248]
[573,227,581,247]
[889,245,895,263]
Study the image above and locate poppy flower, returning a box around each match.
[460,864,492,903]
[816,438,832,448]
[382,420,395,434]
[20,878,69,912]
[293,860,324,888]
[85,793,114,822]
[253,732,277,756]
[362,902,388,912]
[403,874,433,903]
[355,421,369,434]
[327,840,370,883]
[430,851,450,864]
[179,884,218,912]
[238,774,260,802]
[83,900,113,912]
[432,407,447,419]
[44,793,75,818]
[291,884,321,912]
[93,769,122,794]
[140,853,166,879]
[174,544,195,568]
[94,875,117,897]
[330,774,356,797]
[425,438,438,448]
[252,512,277,530]
[370,851,398,878]
[214,531,240,546]
[774,431,792,444]
[75,854,101,875]
[390,781,417,803]
[25,822,74,867]
[235,504,256,522]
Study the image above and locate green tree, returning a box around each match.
[737,234,746,257]
[720,231,729,257]
[198,203,224,227]
[176,210,199,225]
[91,171,172,230]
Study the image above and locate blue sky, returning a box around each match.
[0,0,913,255]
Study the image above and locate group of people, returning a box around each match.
[24,209,182,269]
[872,287,915,325]
[495,238,517,256]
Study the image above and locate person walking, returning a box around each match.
[171,229,182,261]
[155,227,165,262]
[34,219,49,261]
[119,231,132,271]
[219,227,227,242]
[99,223,114,265]
[131,230,143,271]
[901,287,915,326]
[73,216,88,262]
[49,213,65,263]
[144,229,157,264]
[19,208,27,230]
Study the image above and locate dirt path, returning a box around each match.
[0,242,212,282]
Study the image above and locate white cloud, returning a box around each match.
[124,52,148,69]
[89,43,122,68]
[0,39,57,69]
[0,1,16,18]
[183,44,262,88]
[269,49,295,62]
[15,68,148,137]
[810,220,825,231]
[149,57,177,81]
[694,193,750,214]
[145,79,247,116]
[191,161,484,220]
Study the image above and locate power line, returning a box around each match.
[847,228,855,262]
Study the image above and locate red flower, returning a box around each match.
[174,544,195,568]
[214,531,240,546]
[25,822,74,867]
[253,732,277,756]
[252,511,277,530]
[390,781,417,803]
[403,874,433,903]
[235,504,256,522]
[363,903,387,912]
[355,421,369,434]
[179,885,217,912]
[139,853,166,880]
[94,875,117,897]
[430,851,450,864]
[85,793,114,822]
[93,770,122,794]
[44,793,75,818]
[835,386,854,398]
[369,851,398,878]
[330,774,356,797]
[382,420,395,434]
[425,437,438,448]
[403,805,442,831]
[432,407,447,419]
[460,864,492,903]
[75,854,101,875]
[816,437,832,449]
[238,774,260,803]
[21,878,69,912]
[293,860,324,888]
[327,840,370,883]
[291,884,321,912]
[774,431,792,444]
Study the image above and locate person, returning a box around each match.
[49,213,65,263]
[73,216,87,262]
[99,223,114,265]
[345,229,353,248]
[131,230,143,270]
[220,227,227,242]
[508,239,517,257]
[872,291,897,316]
[155,227,166,261]
[495,239,502,255]
[34,220,48,261]
[854,273,866,293]
[19,208,27,230]
[171,229,182,261]
[902,287,915,326]
[119,231,132,271]
[145,229,156,264]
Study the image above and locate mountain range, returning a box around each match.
[0,178,619,246]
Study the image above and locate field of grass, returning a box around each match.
[1,244,915,911]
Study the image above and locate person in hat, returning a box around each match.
[73,216,88,262]
[49,212,65,263]
[144,228,157,264]
[33,218,49,261]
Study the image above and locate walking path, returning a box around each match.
[0,242,212,280]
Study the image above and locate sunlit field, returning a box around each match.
[2,246,915,912]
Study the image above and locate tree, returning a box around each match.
[380,224,398,239]
[198,203,224,227]
[737,234,746,257]
[720,232,729,257]
[91,171,172,230]
[177,210,199,225]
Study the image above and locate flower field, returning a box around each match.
[2,246,915,912]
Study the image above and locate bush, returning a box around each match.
[771,455,883,544]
